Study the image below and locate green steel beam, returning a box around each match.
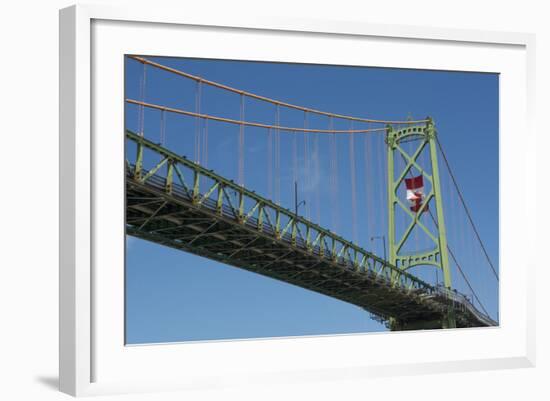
[126,129,431,293]
[426,119,452,289]
[125,128,494,329]
[385,120,455,329]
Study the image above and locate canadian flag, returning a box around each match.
[405,175,428,213]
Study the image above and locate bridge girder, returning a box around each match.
[125,130,495,329]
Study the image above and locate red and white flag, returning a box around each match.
[405,175,427,213]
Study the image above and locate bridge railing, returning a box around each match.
[126,130,501,326]
[126,130,439,295]
[429,285,497,326]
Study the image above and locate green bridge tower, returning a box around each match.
[386,118,456,330]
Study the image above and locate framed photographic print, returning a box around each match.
[59,4,535,397]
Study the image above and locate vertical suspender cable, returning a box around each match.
[438,143,497,314]
[427,206,491,316]
[457,177,467,283]
[160,110,166,146]
[314,133,321,225]
[293,118,298,186]
[328,119,333,227]
[437,158,445,286]
[329,116,337,232]
[239,93,245,186]
[441,150,454,285]
[468,195,478,303]
[444,155,453,285]
[377,128,386,244]
[203,118,208,168]
[138,64,147,137]
[436,139,498,281]
[334,122,339,234]
[201,83,207,168]
[304,111,310,220]
[451,167,468,294]
[195,80,202,164]
[349,122,358,244]
[159,109,166,163]
[449,167,466,290]
[364,126,374,242]
[268,128,273,200]
[275,104,281,205]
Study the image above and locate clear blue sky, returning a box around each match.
[125,56,499,344]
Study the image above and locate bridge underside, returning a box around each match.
[126,171,491,330]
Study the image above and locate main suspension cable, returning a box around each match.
[436,138,499,281]
[126,99,386,134]
[397,146,492,318]
[427,210,491,318]
[129,55,430,125]
[448,242,491,318]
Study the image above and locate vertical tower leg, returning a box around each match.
[386,126,398,331]
[426,119,456,328]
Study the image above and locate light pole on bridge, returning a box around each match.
[294,181,306,217]
[370,235,387,261]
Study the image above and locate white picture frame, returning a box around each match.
[59,4,536,397]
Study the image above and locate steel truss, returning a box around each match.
[386,120,456,328]
[126,129,495,328]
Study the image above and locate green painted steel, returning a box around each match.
[126,129,430,292]
[385,119,456,328]
[125,129,496,329]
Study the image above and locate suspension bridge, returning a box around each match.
[125,56,499,331]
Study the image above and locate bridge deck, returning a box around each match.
[126,131,496,329]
